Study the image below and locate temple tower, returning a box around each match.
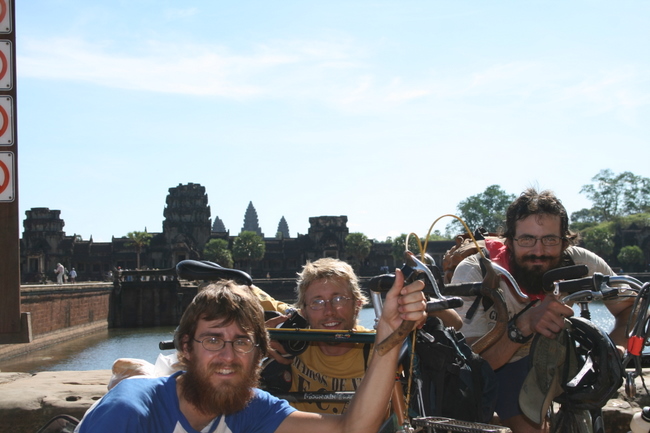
[212,216,227,233]
[21,208,67,279]
[241,201,264,236]
[162,183,211,263]
[276,216,290,238]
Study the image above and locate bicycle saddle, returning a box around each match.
[176,260,253,286]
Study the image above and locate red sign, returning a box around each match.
[0,151,13,201]
[0,96,12,145]
[0,0,11,34]
[0,40,11,90]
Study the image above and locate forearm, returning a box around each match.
[431,309,463,331]
[338,323,401,432]
[470,332,521,370]
[609,303,634,348]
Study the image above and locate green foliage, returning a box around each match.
[446,185,515,236]
[232,231,266,264]
[577,169,650,222]
[617,245,645,272]
[126,230,152,269]
[580,225,614,258]
[427,230,451,241]
[616,213,650,229]
[126,230,153,248]
[345,232,372,270]
[570,208,602,230]
[390,233,425,263]
[203,238,234,268]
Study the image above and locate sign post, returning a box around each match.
[0,0,31,344]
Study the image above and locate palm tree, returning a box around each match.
[345,232,372,272]
[126,230,153,269]
[203,238,234,268]
[232,231,265,276]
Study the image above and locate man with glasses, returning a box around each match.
[265,258,378,414]
[75,273,427,433]
[450,188,634,433]
[266,258,460,414]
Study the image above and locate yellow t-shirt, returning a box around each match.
[289,326,373,414]
[250,284,290,313]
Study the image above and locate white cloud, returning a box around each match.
[163,8,199,20]
[17,35,649,120]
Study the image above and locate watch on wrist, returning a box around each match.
[507,317,533,344]
[506,300,539,344]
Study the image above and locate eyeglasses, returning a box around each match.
[193,337,258,354]
[307,295,352,311]
[513,235,564,247]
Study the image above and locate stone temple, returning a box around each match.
[20,182,454,283]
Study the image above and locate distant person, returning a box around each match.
[55,263,64,284]
[74,274,427,433]
[70,268,77,283]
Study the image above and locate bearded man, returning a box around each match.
[451,188,634,433]
[75,271,426,433]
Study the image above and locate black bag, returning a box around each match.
[410,317,498,423]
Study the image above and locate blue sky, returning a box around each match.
[15,1,649,242]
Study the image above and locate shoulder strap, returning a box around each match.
[363,343,371,370]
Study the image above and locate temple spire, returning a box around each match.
[212,216,227,232]
[276,216,290,238]
[241,201,263,236]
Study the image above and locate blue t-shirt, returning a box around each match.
[76,371,296,433]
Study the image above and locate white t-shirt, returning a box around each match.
[451,246,627,363]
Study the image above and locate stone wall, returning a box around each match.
[0,283,113,361]
[111,280,196,328]
[21,285,112,335]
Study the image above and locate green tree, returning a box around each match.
[580,225,614,258]
[578,169,650,222]
[570,208,602,231]
[617,245,645,272]
[126,230,152,269]
[617,213,650,229]
[232,231,266,275]
[345,232,372,271]
[390,234,425,263]
[203,238,234,268]
[445,185,515,235]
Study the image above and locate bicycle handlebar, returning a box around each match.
[552,273,643,296]
[440,282,483,297]
[541,265,589,292]
[426,297,464,313]
[561,287,623,304]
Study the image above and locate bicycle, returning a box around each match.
[542,272,647,433]
[366,251,513,433]
[444,258,646,433]
[412,220,649,433]
[165,257,513,433]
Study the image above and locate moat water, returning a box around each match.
[0,305,614,374]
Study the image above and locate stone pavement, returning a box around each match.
[0,370,110,433]
[0,369,649,433]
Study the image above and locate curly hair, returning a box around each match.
[294,258,369,311]
[503,188,579,245]
[174,280,269,368]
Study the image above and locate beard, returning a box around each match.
[180,355,260,417]
[510,252,562,295]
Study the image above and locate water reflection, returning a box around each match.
[0,327,177,373]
